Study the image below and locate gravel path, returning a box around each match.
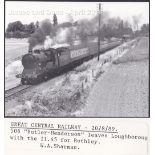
[82,37,149,117]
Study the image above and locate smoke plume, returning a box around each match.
[28,19,56,50]
[28,14,105,50]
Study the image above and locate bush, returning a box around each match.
[5,21,36,38]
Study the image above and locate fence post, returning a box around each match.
[82,82,84,92]
[92,69,94,78]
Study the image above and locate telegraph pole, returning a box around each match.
[97,3,101,61]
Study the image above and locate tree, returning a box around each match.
[124,20,131,29]
[141,23,149,34]
[132,15,141,31]
[6,21,24,32]
[53,13,58,26]
[26,22,35,34]
[35,21,39,29]
[100,17,133,39]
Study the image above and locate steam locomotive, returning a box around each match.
[20,41,122,85]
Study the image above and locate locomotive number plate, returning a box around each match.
[70,48,89,58]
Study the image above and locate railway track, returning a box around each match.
[5,85,32,101]
[5,40,123,102]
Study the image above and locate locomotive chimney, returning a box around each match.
[28,47,32,53]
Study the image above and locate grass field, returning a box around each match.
[5,38,28,66]
[113,37,149,64]
[82,37,149,117]
[5,39,29,90]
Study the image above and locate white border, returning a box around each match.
[0,0,4,154]
[150,0,154,155]
[0,1,153,155]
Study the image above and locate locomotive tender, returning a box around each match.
[20,41,122,85]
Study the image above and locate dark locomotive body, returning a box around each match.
[20,40,122,85]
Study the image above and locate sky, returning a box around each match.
[5,1,149,29]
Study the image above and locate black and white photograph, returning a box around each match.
[5,1,149,117]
